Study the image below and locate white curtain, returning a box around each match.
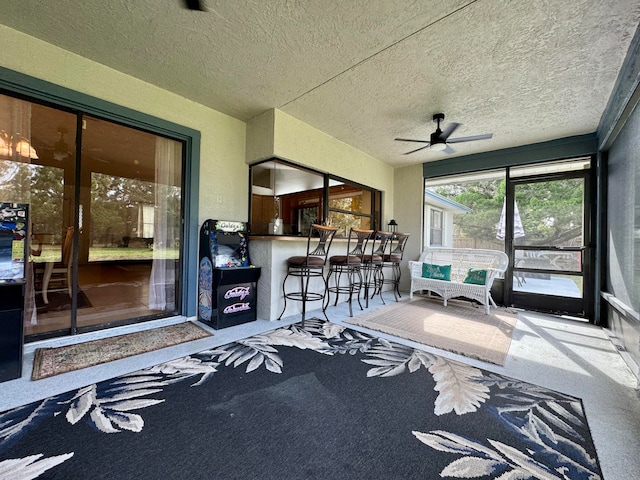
[148,137,181,311]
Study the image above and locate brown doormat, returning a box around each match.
[345,297,517,365]
[31,322,213,380]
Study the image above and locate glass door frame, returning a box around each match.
[504,164,595,319]
[0,66,202,341]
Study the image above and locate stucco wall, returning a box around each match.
[0,25,248,225]
[247,109,395,224]
[0,24,408,303]
[0,26,397,236]
[392,164,423,292]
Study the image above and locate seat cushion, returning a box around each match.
[361,254,383,263]
[329,255,362,265]
[422,263,451,281]
[383,253,402,262]
[287,256,326,267]
[464,268,487,285]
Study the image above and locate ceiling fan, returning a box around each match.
[182,0,206,11]
[395,113,493,155]
[53,127,71,161]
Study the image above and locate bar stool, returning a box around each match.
[359,230,392,307]
[324,228,372,317]
[380,232,410,302]
[278,224,339,326]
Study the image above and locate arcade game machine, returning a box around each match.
[198,219,261,329]
[0,202,28,383]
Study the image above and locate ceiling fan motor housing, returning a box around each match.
[430,113,446,145]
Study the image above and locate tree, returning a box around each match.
[432,177,583,247]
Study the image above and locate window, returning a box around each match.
[327,179,375,236]
[429,209,443,246]
[425,170,506,250]
[250,159,381,236]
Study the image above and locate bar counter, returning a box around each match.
[249,235,350,321]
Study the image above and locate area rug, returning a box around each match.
[31,322,212,380]
[345,297,517,365]
[35,290,91,312]
[1,319,602,479]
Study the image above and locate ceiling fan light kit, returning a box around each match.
[395,113,492,155]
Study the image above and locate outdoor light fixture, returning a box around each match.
[388,219,398,233]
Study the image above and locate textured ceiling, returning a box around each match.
[0,0,637,167]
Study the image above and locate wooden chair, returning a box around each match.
[40,226,74,304]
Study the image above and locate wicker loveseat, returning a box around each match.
[408,247,509,314]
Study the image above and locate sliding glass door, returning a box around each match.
[0,93,184,340]
[75,116,183,332]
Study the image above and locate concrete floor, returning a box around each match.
[1,293,639,479]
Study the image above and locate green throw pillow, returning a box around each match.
[464,268,487,285]
[422,263,451,281]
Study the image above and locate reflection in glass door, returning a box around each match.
[0,96,77,337]
[76,116,183,331]
[507,168,591,317]
[0,92,184,340]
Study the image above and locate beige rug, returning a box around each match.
[345,297,517,365]
[32,322,213,380]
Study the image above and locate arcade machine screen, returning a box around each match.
[0,203,27,282]
[213,230,249,268]
[0,202,28,383]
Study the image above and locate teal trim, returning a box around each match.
[597,24,640,150]
[422,134,597,179]
[0,66,201,318]
[183,135,200,318]
[0,66,197,140]
[594,25,640,325]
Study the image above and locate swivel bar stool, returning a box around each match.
[278,224,338,326]
[324,228,373,317]
[380,232,410,302]
[359,230,392,308]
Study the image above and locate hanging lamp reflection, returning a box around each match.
[0,131,38,159]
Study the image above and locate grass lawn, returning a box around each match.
[33,245,178,263]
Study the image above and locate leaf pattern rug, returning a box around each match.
[0,319,602,479]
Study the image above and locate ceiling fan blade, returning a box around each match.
[183,0,206,10]
[440,122,461,140]
[403,144,431,155]
[443,145,456,154]
[447,133,493,144]
[394,137,430,143]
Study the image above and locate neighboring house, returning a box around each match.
[423,190,471,248]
